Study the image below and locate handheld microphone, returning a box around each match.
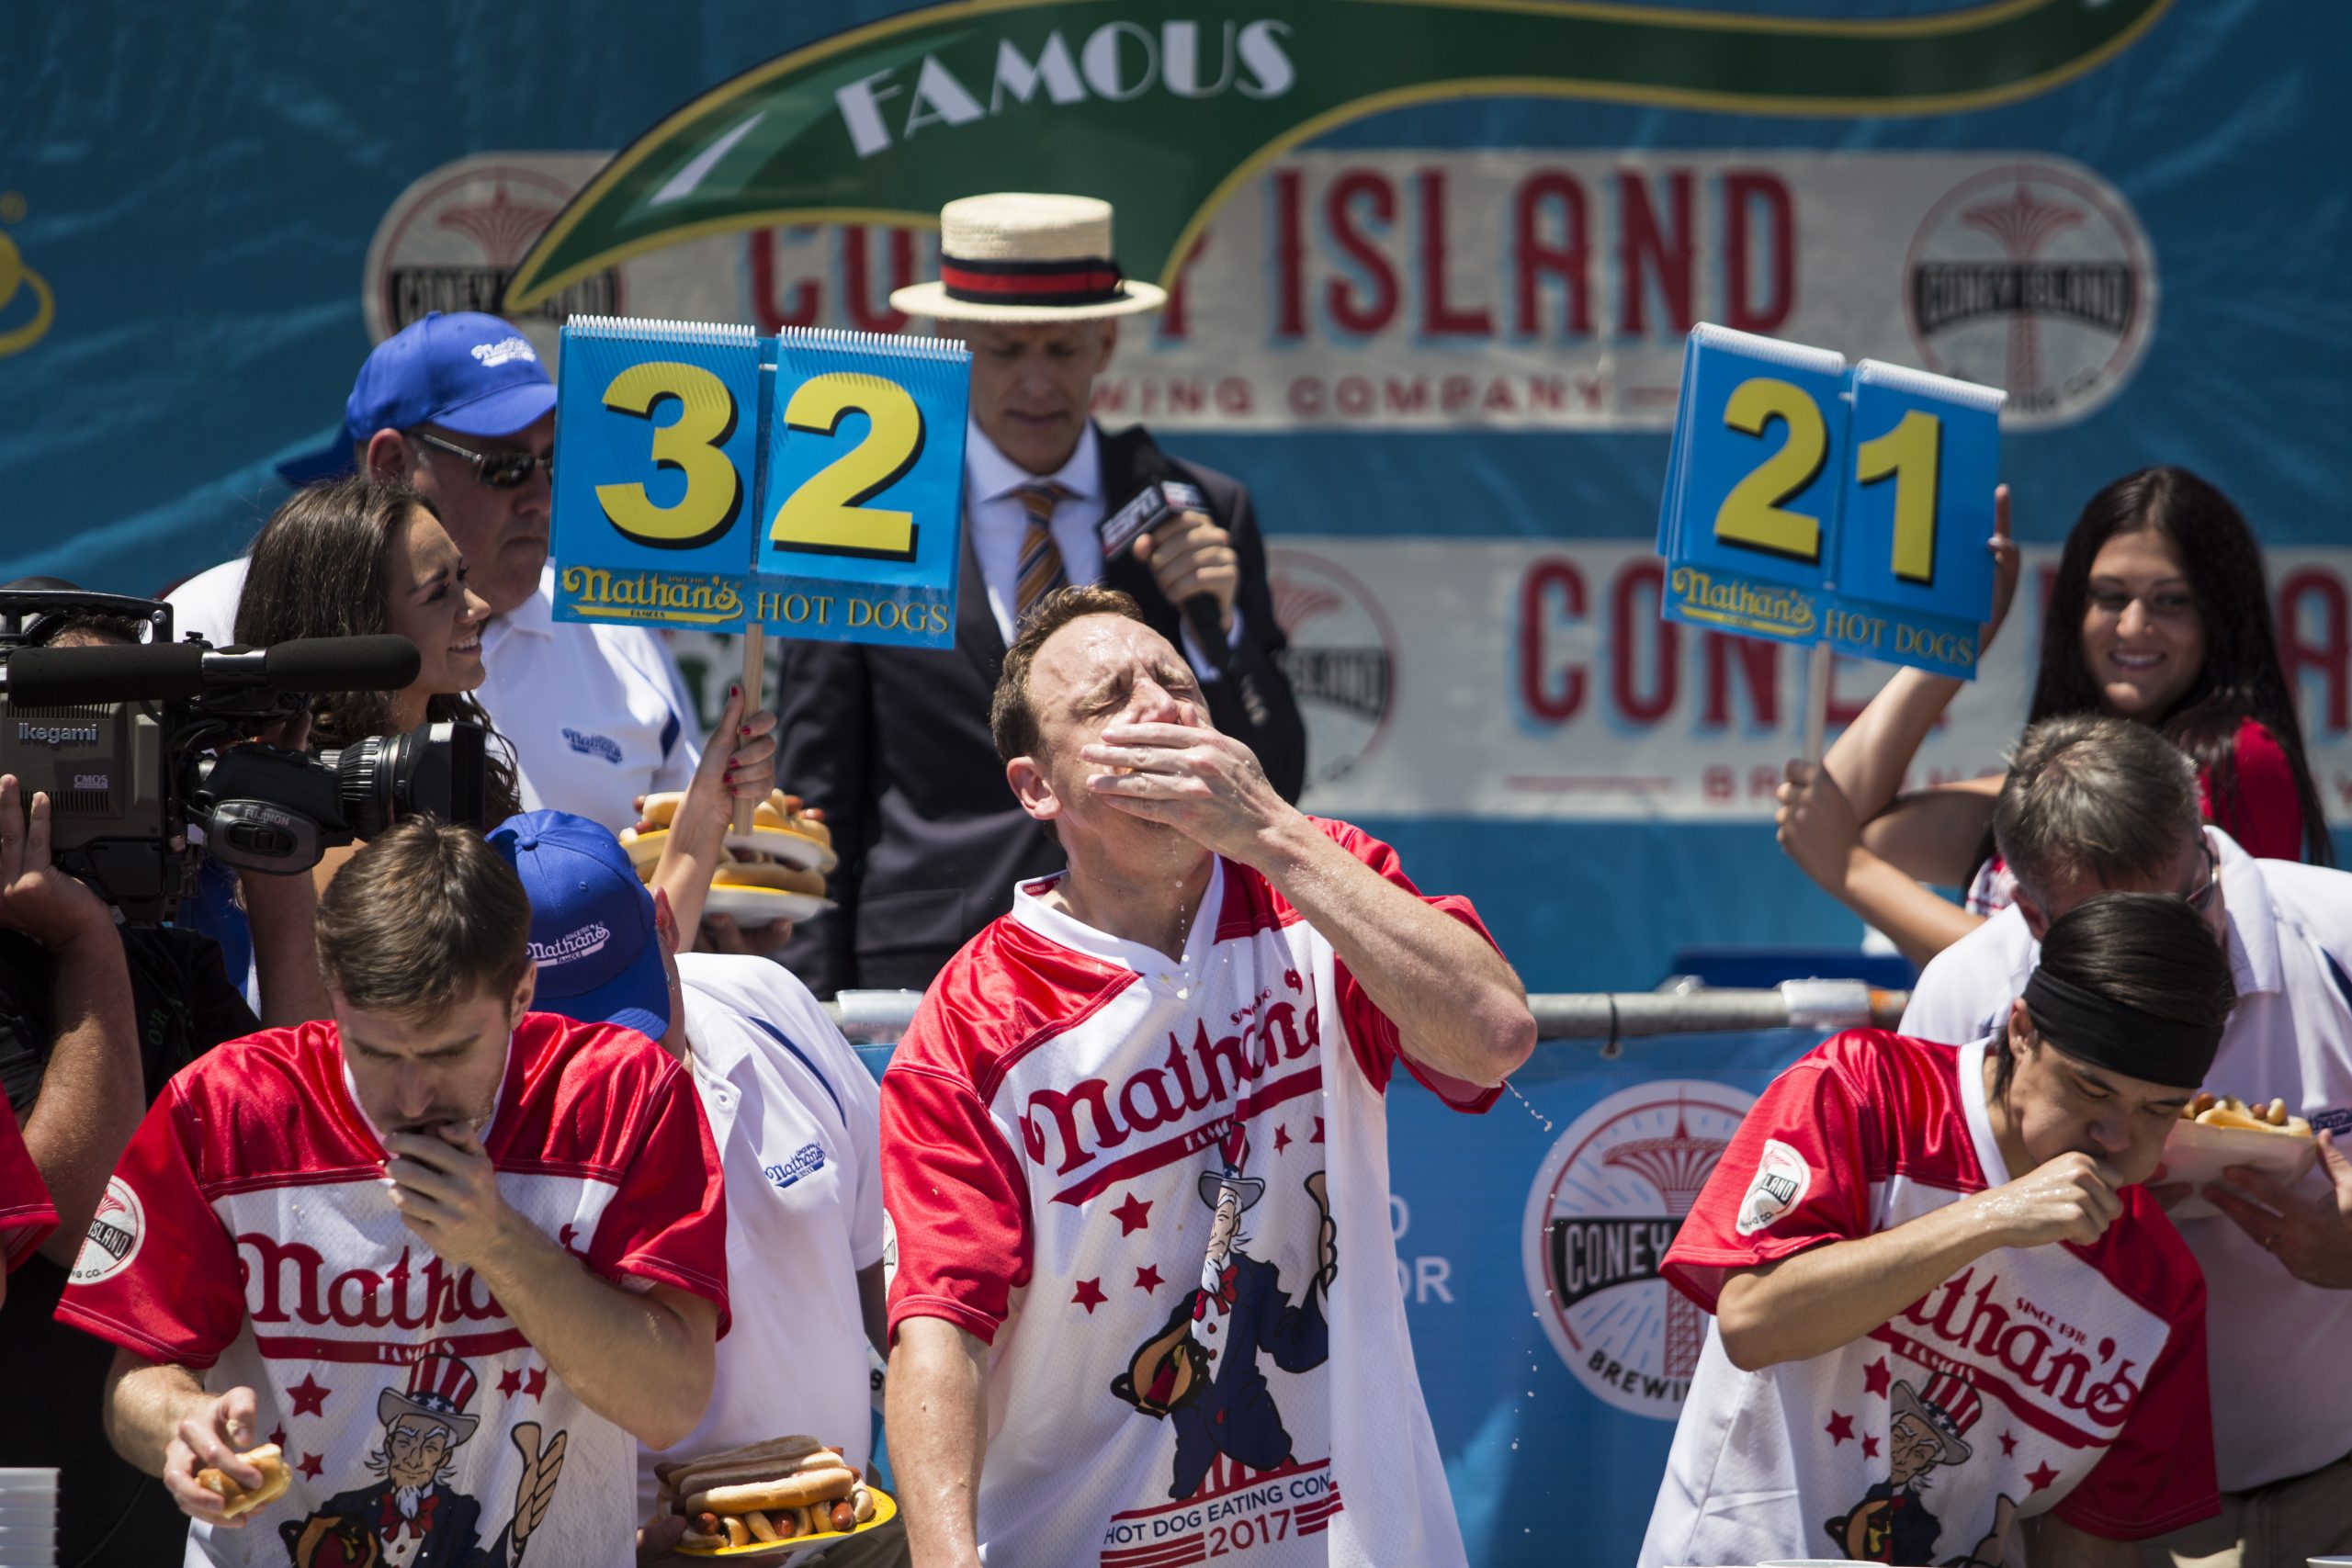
[1099,450,1227,674]
[7,636,422,706]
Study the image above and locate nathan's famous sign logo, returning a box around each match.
[503,0,2173,317]
[0,190,53,358]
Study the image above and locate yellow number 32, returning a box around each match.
[594,362,742,550]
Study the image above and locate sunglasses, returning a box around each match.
[2186,836,2222,914]
[413,430,554,490]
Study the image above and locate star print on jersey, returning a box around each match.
[2027,1461,2059,1493]
[1074,1278,1108,1314]
[1273,1124,1293,1154]
[1111,1192,1153,1236]
[525,1367,547,1401]
[1310,1116,1325,1144]
[288,1373,329,1416]
[1136,1265,1164,1292]
[1861,1435,1881,1461]
[499,1370,523,1396]
[1863,1358,1890,1398]
[298,1452,323,1480]
[1999,1431,2018,1457]
[1825,1411,1855,1445]
[267,1427,287,1450]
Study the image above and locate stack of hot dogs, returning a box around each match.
[655,1436,876,1551]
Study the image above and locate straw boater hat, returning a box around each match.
[889,193,1168,322]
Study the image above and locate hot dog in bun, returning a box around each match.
[197,1444,291,1519]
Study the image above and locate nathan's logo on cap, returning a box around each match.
[1734,1138,1810,1236]
[71,1176,144,1285]
[471,335,538,368]
[530,921,612,967]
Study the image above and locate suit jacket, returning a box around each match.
[288,1479,486,1568]
[774,423,1306,998]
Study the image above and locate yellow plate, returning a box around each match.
[705,884,832,925]
[675,1487,898,1558]
[622,826,839,875]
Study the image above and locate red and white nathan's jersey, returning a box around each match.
[55,1012,728,1568]
[1639,1032,2215,1568]
[0,1101,55,1269]
[884,819,1497,1568]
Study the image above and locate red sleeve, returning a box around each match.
[1659,1046,1872,1313]
[881,1043,1032,1348]
[2055,1234,2219,1538]
[1305,818,1506,1113]
[2200,719,2304,862]
[586,1056,730,1337]
[0,1108,53,1270]
[51,1086,245,1367]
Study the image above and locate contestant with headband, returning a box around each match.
[1641,892,2232,1568]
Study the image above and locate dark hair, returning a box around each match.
[2028,467,2329,864]
[1992,890,2235,1093]
[35,614,146,648]
[315,817,532,1019]
[237,476,519,822]
[989,583,1148,764]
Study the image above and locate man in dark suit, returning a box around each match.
[775,193,1304,997]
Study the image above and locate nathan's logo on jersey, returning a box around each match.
[70,1176,144,1285]
[764,1143,827,1191]
[530,921,611,967]
[562,727,625,764]
[238,1236,511,1336]
[1874,1265,2144,1438]
[1521,1079,1753,1421]
[1016,986,1321,1205]
[1734,1138,1811,1236]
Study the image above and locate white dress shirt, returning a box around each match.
[636,953,886,1520]
[1902,826,2352,1492]
[168,557,699,832]
[963,419,1238,675]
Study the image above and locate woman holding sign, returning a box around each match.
[237,475,525,882]
[1778,466,2327,964]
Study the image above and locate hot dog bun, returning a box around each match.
[710,859,827,897]
[685,1465,859,1517]
[641,793,686,830]
[198,1444,290,1520]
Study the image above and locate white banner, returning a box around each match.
[368,149,2154,433]
[669,542,2352,824]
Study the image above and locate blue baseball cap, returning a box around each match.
[489,810,670,1041]
[276,311,557,485]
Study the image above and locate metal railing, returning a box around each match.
[823,978,1911,1046]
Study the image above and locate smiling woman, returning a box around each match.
[235,476,524,863]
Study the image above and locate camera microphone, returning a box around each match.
[1098,447,1227,674]
[6,636,421,706]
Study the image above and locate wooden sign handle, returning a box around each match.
[731,625,764,834]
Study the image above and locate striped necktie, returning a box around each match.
[1012,481,1072,628]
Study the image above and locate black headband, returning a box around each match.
[2019,968,2222,1089]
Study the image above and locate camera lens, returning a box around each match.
[327,733,401,841]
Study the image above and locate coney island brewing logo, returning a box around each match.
[1521,1079,1753,1419]
[1905,163,2155,429]
[364,156,621,360]
[1267,547,1396,792]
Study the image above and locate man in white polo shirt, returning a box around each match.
[167,310,698,833]
[492,789,906,1564]
[1903,714,2352,1565]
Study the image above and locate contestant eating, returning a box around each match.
[1640,892,2230,1568]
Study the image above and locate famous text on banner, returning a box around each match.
[1824,361,2006,678]
[752,327,971,650]
[550,316,759,632]
[1657,325,1848,648]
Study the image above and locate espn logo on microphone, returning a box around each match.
[1100,480,1207,560]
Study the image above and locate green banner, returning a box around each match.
[506,0,2168,312]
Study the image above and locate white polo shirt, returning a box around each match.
[636,953,884,1519]
[169,558,699,833]
[1902,826,2352,1492]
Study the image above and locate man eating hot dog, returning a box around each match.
[880,586,1535,1568]
[56,818,729,1567]
[1641,892,2230,1567]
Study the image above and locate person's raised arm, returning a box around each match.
[381,1122,717,1448]
[1712,1151,2120,1371]
[643,682,779,943]
[1085,727,1534,1087]
[887,1316,989,1568]
[1774,761,1988,968]
[0,776,141,1263]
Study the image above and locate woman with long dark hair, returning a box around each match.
[1776,468,2329,965]
[236,475,522,879]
